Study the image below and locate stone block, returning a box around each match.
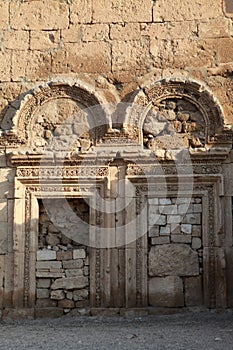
[171,235,192,244]
[51,290,65,300]
[148,198,159,205]
[46,234,60,246]
[159,198,171,205]
[0,2,9,29]
[65,269,83,278]
[51,277,89,290]
[93,0,153,22]
[58,299,75,308]
[171,224,181,234]
[82,24,109,42]
[167,215,181,224]
[61,26,82,43]
[160,225,171,235]
[83,267,89,276]
[10,1,69,30]
[184,276,203,306]
[37,288,50,299]
[159,205,177,215]
[149,276,184,307]
[151,236,170,245]
[149,244,199,277]
[218,38,233,63]
[176,198,192,205]
[73,289,89,301]
[149,205,159,215]
[192,225,202,237]
[178,204,190,214]
[36,299,57,308]
[181,224,192,234]
[37,279,51,289]
[70,0,92,24]
[36,261,62,270]
[148,225,160,237]
[4,30,29,50]
[198,18,230,38]
[73,249,86,259]
[182,214,201,225]
[63,259,84,269]
[149,214,166,226]
[57,250,72,261]
[30,30,60,50]
[36,271,64,278]
[110,23,141,40]
[37,250,56,261]
[192,237,202,250]
[153,0,222,22]
[0,222,8,254]
[0,51,11,82]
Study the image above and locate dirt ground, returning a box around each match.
[0,311,233,350]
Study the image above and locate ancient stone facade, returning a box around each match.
[0,0,233,319]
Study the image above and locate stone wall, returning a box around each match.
[0,0,233,318]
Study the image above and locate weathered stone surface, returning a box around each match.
[56,251,72,261]
[171,235,192,244]
[149,244,199,276]
[93,0,153,22]
[30,30,60,50]
[198,18,230,38]
[181,224,192,234]
[0,2,9,29]
[0,52,11,82]
[4,30,29,50]
[58,299,75,308]
[151,236,170,245]
[36,279,51,289]
[36,261,62,270]
[73,249,86,259]
[82,24,109,42]
[37,289,50,299]
[192,237,202,250]
[63,260,84,269]
[73,289,89,301]
[37,250,56,261]
[192,225,202,237]
[51,277,88,290]
[70,0,92,24]
[51,290,65,300]
[184,276,203,306]
[10,1,69,30]
[0,223,8,254]
[65,269,83,277]
[149,276,184,307]
[110,23,141,40]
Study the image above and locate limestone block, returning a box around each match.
[73,249,86,259]
[181,224,192,234]
[30,30,60,50]
[0,51,11,82]
[149,205,159,215]
[0,222,8,254]
[159,205,177,215]
[36,279,51,289]
[51,277,88,290]
[149,214,166,226]
[36,261,62,270]
[0,200,7,222]
[36,299,57,308]
[153,0,222,22]
[37,289,50,299]
[160,225,171,235]
[159,198,171,205]
[171,235,192,244]
[192,225,202,237]
[73,289,89,301]
[192,237,202,250]
[148,198,159,205]
[184,276,203,306]
[65,269,83,278]
[57,251,72,261]
[112,39,152,72]
[51,290,65,300]
[82,24,109,42]
[93,0,153,22]
[183,214,201,225]
[171,224,181,234]
[0,2,9,29]
[149,244,199,276]
[12,50,52,81]
[149,276,184,307]
[46,234,60,246]
[58,299,75,308]
[36,271,64,278]
[193,204,202,213]
[176,198,191,205]
[63,259,84,269]
[167,215,181,224]
[218,38,233,63]
[198,18,230,38]
[178,204,190,214]
[61,26,82,43]
[148,225,160,237]
[110,23,141,40]
[61,42,111,73]
[4,30,29,50]
[151,236,170,245]
[37,250,56,261]
[83,267,89,276]
[70,0,92,24]
[10,0,69,30]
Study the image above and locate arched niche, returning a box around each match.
[124,79,230,153]
[1,82,109,152]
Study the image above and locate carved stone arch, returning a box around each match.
[124,79,229,151]
[1,81,110,149]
